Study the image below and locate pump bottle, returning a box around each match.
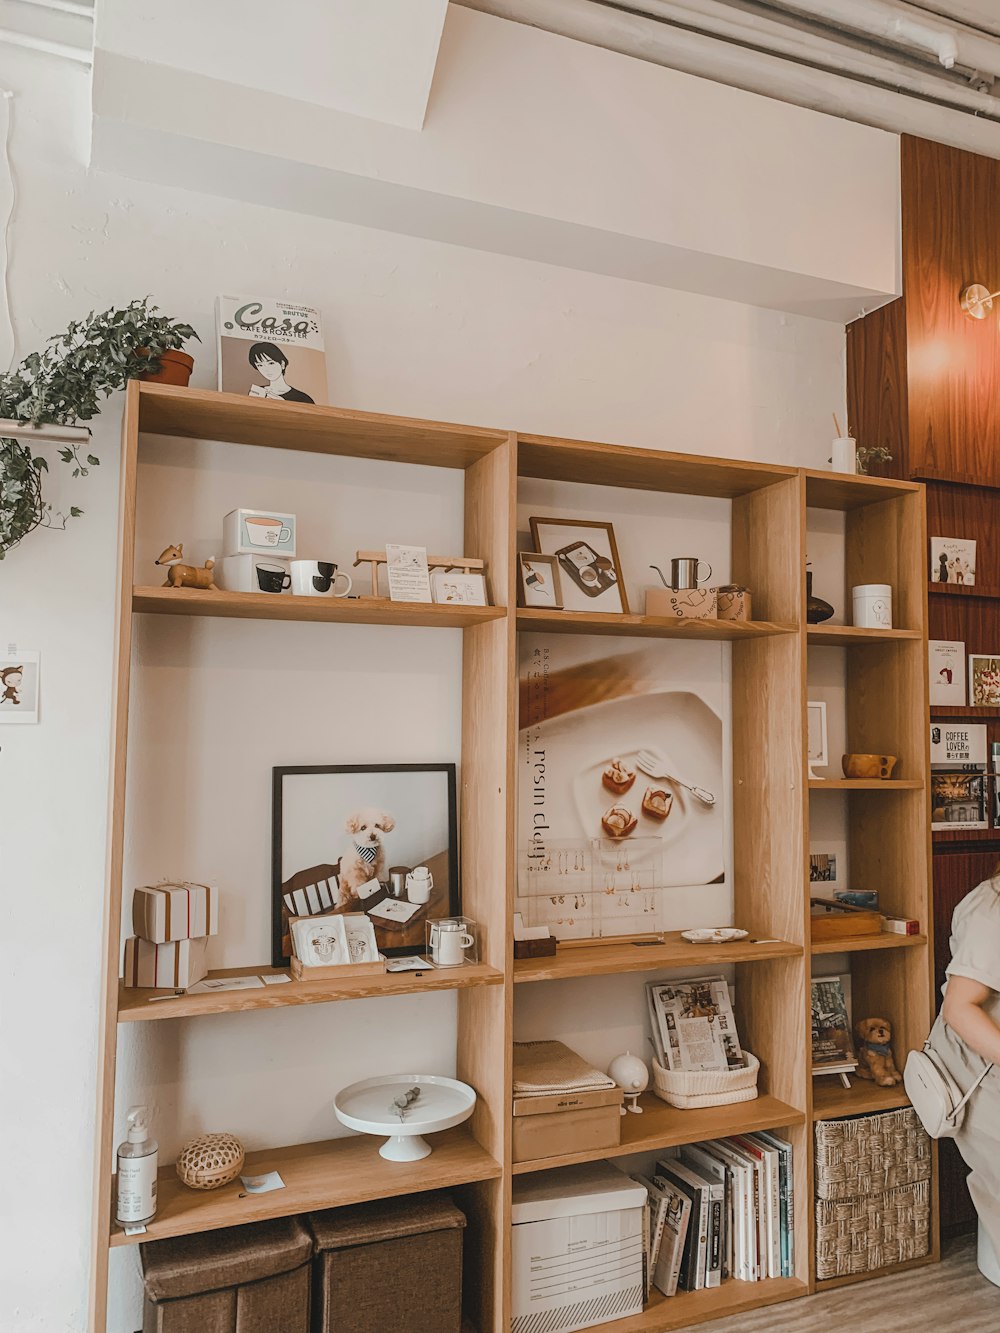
[115,1105,158,1226]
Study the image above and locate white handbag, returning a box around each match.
[904,1044,993,1139]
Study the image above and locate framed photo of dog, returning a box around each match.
[272,763,459,963]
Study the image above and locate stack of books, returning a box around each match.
[632,1134,794,1297]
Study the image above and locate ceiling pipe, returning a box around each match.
[766,0,1000,81]
[457,0,1000,157]
[622,0,1000,118]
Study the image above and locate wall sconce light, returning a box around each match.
[960,284,1000,320]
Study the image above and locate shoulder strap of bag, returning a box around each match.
[926,1042,994,1123]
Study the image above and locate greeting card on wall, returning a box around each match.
[969,655,1000,707]
[930,723,987,769]
[217,296,327,404]
[930,536,976,586]
[0,649,39,724]
[516,636,725,940]
[929,640,966,706]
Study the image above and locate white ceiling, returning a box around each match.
[916,2,1000,37]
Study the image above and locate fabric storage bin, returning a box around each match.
[140,1217,312,1333]
[814,1108,932,1278]
[307,1194,465,1333]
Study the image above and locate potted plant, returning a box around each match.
[0,298,198,558]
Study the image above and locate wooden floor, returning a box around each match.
[696,1236,997,1332]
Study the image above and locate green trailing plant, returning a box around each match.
[0,298,198,558]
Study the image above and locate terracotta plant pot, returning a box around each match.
[137,348,194,387]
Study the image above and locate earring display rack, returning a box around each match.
[90,383,934,1332]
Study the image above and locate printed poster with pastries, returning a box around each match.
[517,637,726,941]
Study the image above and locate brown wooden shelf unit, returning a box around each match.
[91,385,936,1331]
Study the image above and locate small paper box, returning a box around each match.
[287,915,386,981]
[222,508,296,558]
[644,586,717,619]
[715,585,752,622]
[122,936,209,989]
[132,883,219,943]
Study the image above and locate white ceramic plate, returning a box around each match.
[681,927,749,944]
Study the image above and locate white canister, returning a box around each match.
[831,437,857,474]
[852,583,892,629]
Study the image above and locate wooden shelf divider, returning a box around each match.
[118,962,504,1022]
[811,1080,911,1122]
[807,624,922,645]
[110,1126,500,1248]
[810,932,927,956]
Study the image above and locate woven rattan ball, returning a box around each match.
[175,1133,245,1191]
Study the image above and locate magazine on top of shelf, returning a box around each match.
[216,295,327,404]
[647,975,743,1072]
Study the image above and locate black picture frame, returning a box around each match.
[272,763,459,965]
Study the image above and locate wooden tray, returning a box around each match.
[290,956,386,982]
[810,898,883,940]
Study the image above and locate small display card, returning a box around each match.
[385,544,432,603]
[239,1171,285,1195]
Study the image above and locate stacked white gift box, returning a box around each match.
[122,883,219,989]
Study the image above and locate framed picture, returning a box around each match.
[806,701,828,777]
[272,763,458,963]
[518,552,563,609]
[430,569,488,606]
[529,517,629,614]
[0,649,39,725]
[969,655,1000,707]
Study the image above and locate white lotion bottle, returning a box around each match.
[115,1105,158,1226]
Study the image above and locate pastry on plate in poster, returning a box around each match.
[216,295,327,404]
[517,636,725,939]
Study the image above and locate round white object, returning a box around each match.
[608,1051,649,1094]
[852,583,892,629]
[681,927,749,944]
[334,1074,476,1161]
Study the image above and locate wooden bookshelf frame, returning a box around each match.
[90,385,935,1332]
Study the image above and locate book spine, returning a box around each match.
[767,1151,781,1278]
[692,1186,709,1290]
[784,1148,795,1276]
[706,1186,723,1288]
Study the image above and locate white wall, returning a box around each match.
[1,37,864,1333]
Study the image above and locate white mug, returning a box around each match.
[406,866,434,904]
[430,920,474,967]
[290,561,353,598]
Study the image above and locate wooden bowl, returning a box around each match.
[175,1132,245,1191]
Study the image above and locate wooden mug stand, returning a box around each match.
[353,550,485,599]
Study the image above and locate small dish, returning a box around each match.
[681,928,749,944]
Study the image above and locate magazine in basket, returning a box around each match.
[647,975,743,1073]
[217,295,327,404]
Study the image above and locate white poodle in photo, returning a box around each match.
[339,807,395,905]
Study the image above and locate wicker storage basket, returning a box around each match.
[814,1107,931,1201]
[652,1051,759,1109]
[814,1108,931,1279]
[815,1179,931,1279]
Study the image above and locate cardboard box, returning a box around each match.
[511,1163,646,1333]
[123,936,209,989]
[132,883,219,944]
[512,1088,623,1164]
[223,508,296,558]
[644,586,717,619]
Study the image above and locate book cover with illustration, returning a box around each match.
[811,976,857,1072]
[930,536,976,586]
[928,640,966,707]
[931,772,988,831]
[217,296,327,404]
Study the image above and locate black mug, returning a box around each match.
[256,564,292,593]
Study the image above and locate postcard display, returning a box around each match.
[517,636,729,940]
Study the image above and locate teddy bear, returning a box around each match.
[854,1016,903,1086]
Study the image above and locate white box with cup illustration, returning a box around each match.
[223,508,297,557]
[425,915,479,968]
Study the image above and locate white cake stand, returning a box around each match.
[334,1074,477,1161]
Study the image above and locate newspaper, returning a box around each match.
[647,976,743,1072]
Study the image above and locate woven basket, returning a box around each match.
[652,1051,759,1109]
[175,1132,246,1191]
[814,1107,931,1201]
[815,1179,931,1279]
